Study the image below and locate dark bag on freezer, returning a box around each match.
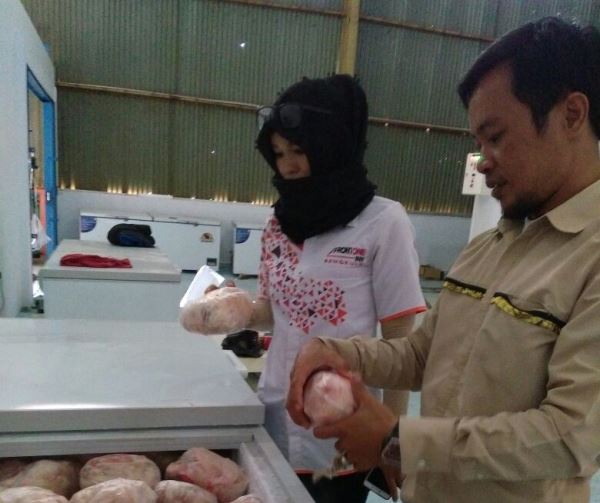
[107,223,155,247]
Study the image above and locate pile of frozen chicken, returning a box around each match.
[0,448,261,502]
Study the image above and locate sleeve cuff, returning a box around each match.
[320,336,362,371]
[399,416,457,475]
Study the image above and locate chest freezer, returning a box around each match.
[0,319,313,502]
[233,222,264,276]
[39,239,182,321]
[80,210,221,271]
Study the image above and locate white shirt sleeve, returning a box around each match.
[372,202,426,321]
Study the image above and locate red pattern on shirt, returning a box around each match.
[260,219,347,334]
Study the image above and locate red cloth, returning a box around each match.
[60,253,132,268]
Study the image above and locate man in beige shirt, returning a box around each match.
[286,16,600,503]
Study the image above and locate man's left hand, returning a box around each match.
[313,375,398,471]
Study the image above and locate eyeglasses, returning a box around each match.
[257,103,332,131]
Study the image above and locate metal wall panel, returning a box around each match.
[358,22,487,126]
[496,0,598,35]
[365,125,474,215]
[56,89,172,195]
[176,1,341,104]
[22,0,179,91]
[361,0,499,39]
[225,0,341,9]
[168,102,274,203]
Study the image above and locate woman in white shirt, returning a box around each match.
[182,75,426,503]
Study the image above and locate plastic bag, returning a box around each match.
[31,214,51,252]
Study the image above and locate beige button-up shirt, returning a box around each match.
[324,180,600,502]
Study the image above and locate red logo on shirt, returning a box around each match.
[260,220,348,334]
[324,246,367,266]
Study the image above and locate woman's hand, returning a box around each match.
[179,285,253,334]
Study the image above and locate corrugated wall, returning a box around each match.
[496,0,600,34]
[20,0,600,216]
[21,0,341,204]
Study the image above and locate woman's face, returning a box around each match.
[271,132,311,180]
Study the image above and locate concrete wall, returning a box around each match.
[0,1,56,317]
[57,189,470,272]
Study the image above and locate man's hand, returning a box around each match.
[381,464,404,502]
[286,339,352,428]
[313,375,398,471]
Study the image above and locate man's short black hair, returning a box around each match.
[458,16,600,138]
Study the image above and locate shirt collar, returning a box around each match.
[545,178,600,233]
[497,218,523,235]
[345,217,358,228]
[495,178,600,235]
[345,202,369,228]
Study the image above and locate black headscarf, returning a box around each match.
[256,75,376,244]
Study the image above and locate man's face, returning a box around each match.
[468,64,570,219]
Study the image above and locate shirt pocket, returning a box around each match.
[468,292,565,412]
[490,291,565,336]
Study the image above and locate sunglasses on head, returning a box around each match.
[257,103,332,131]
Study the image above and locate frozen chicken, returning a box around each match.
[70,478,157,502]
[142,452,182,477]
[155,480,217,502]
[180,287,253,335]
[303,370,356,427]
[230,496,263,503]
[0,461,26,485]
[0,460,79,498]
[79,454,160,489]
[0,486,68,503]
[166,448,248,503]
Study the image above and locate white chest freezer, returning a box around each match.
[39,239,183,321]
[80,210,221,271]
[233,222,264,276]
[0,319,313,503]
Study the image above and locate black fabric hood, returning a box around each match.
[255,75,376,243]
[256,74,369,177]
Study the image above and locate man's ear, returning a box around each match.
[564,92,589,136]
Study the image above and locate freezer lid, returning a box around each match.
[234,222,265,230]
[0,319,264,433]
[80,210,153,221]
[38,239,181,282]
[150,214,221,227]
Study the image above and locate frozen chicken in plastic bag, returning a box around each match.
[166,448,248,503]
[79,454,160,489]
[0,460,79,498]
[0,460,26,485]
[303,370,356,427]
[142,452,181,477]
[70,478,157,502]
[155,480,217,502]
[230,496,264,503]
[0,486,68,503]
[180,287,253,335]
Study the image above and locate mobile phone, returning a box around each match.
[363,466,392,500]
